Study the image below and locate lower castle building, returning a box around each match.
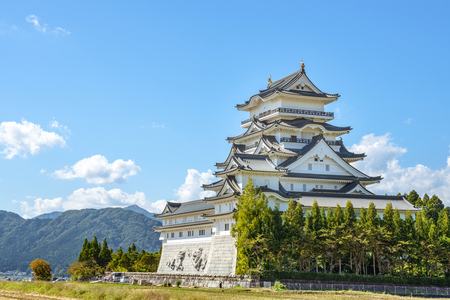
[154,64,419,275]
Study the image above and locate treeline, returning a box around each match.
[232,179,450,280]
[67,236,160,279]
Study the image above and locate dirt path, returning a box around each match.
[0,289,78,300]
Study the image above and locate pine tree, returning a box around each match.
[404,210,416,240]
[326,207,334,229]
[424,195,445,222]
[320,206,327,229]
[383,203,395,233]
[366,202,379,228]
[333,204,344,228]
[98,238,112,267]
[359,207,367,227]
[283,199,304,236]
[407,190,421,206]
[78,238,90,262]
[344,200,356,228]
[231,177,270,274]
[393,208,404,240]
[89,236,101,262]
[266,204,284,255]
[309,200,322,232]
[437,209,450,238]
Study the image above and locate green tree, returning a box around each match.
[383,203,395,233]
[78,238,90,262]
[407,190,421,206]
[98,238,112,268]
[438,209,450,238]
[231,177,270,274]
[89,236,101,262]
[344,200,356,228]
[424,195,445,222]
[308,200,322,232]
[333,204,344,227]
[366,202,379,228]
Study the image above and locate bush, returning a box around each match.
[29,259,52,280]
[274,281,286,291]
[253,270,450,287]
[163,282,172,287]
[175,279,181,287]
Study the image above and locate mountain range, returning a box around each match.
[0,206,161,272]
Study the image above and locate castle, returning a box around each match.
[154,64,418,275]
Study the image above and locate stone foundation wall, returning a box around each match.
[123,272,260,288]
[205,235,237,275]
[157,242,211,274]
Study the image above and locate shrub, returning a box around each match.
[175,279,181,287]
[274,281,286,291]
[30,259,52,280]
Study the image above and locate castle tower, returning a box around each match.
[154,64,419,275]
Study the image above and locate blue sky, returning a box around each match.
[1,1,450,217]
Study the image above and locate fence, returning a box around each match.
[264,281,450,296]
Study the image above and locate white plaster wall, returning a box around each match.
[280,98,324,111]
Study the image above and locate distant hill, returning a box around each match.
[124,204,154,219]
[33,211,63,219]
[0,208,162,272]
[33,205,155,220]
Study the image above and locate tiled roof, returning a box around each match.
[154,200,214,218]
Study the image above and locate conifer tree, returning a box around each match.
[404,210,416,240]
[266,204,284,256]
[309,200,322,232]
[231,177,269,274]
[283,199,304,235]
[326,207,334,229]
[344,200,356,228]
[320,206,327,229]
[366,202,379,228]
[437,209,450,238]
[407,190,421,206]
[333,204,344,227]
[393,208,404,240]
[78,238,90,262]
[98,238,112,267]
[359,207,367,227]
[383,203,395,233]
[424,195,445,222]
[89,236,101,262]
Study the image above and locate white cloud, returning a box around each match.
[350,133,450,205]
[25,15,70,36]
[152,122,166,129]
[0,120,67,159]
[175,169,215,202]
[405,118,412,124]
[49,118,71,136]
[52,155,141,184]
[53,27,71,36]
[40,169,46,174]
[25,15,47,32]
[20,187,166,217]
[20,197,64,217]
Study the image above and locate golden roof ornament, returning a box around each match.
[232,148,236,153]
[340,137,343,141]
[301,60,305,71]
[267,75,272,84]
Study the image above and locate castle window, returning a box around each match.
[219,205,222,213]
[303,184,306,191]
[169,219,172,225]
[308,164,312,170]
[290,183,294,191]
[171,232,174,238]
[166,233,169,238]
[188,230,194,237]
[334,186,338,190]
[314,158,318,162]
[229,203,232,211]
[179,232,183,238]
[320,185,323,189]
[291,135,297,142]
[326,165,330,171]
[211,228,214,234]
[315,185,319,189]
[225,223,230,231]
[199,229,205,236]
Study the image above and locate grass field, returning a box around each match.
[0,281,446,300]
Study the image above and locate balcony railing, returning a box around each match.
[280,137,342,146]
[241,107,334,125]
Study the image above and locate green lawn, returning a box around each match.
[0,281,445,300]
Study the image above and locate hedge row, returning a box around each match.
[253,271,450,287]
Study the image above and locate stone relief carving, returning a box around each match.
[165,248,208,272]
[166,250,185,271]
[191,248,207,271]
